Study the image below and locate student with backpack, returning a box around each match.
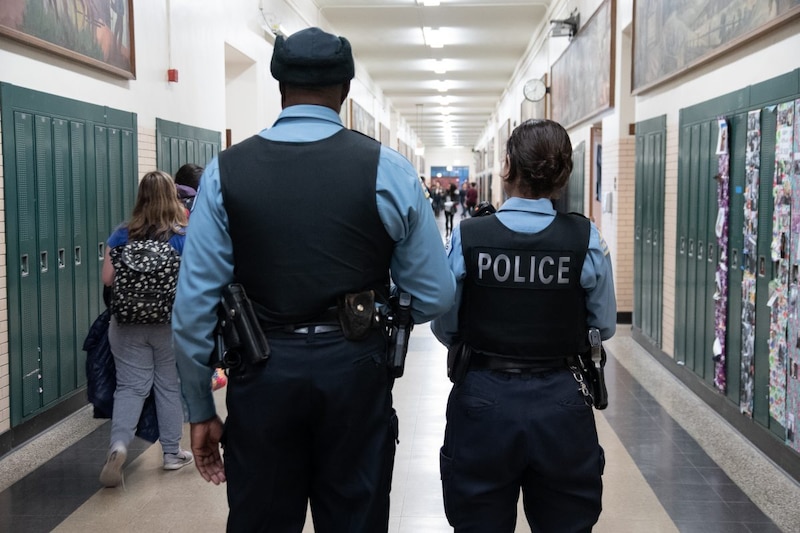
[99,170,193,487]
[175,163,204,213]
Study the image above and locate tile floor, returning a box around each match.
[0,207,798,532]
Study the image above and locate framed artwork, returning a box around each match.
[380,123,390,145]
[521,74,549,122]
[350,99,376,139]
[550,0,615,130]
[0,0,136,79]
[633,0,800,94]
[498,119,510,158]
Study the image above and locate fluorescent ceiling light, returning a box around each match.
[433,60,447,74]
[423,27,444,48]
[437,80,449,92]
[417,0,441,6]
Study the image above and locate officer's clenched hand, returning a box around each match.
[190,416,226,485]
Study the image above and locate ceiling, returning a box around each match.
[314,0,554,150]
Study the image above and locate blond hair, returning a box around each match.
[127,170,188,241]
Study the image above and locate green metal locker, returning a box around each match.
[155,118,221,177]
[725,112,747,402]
[1,83,137,425]
[754,111,779,433]
[634,115,666,347]
[676,68,800,440]
[675,128,691,363]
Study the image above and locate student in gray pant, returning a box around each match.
[99,170,194,487]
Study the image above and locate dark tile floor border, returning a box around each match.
[0,421,149,532]
[631,327,800,484]
[603,349,780,532]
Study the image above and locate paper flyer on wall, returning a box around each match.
[769,101,794,423]
[787,98,800,450]
[713,117,729,393]
[741,109,761,417]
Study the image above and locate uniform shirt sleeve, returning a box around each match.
[172,158,234,423]
[430,226,465,347]
[376,147,455,323]
[581,224,617,340]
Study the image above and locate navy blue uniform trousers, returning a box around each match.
[440,368,604,532]
[222,329,397,533]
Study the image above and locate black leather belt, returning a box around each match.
[469,352,577,373]
[261,307,342,336]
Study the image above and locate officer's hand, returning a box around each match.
[190,416,226,485]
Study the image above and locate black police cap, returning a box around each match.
[270,27,355,86]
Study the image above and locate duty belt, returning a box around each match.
[468,352,580,373]
[261,307,342,336]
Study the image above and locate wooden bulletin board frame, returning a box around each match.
[0,0,136,79]
[550,0,615,130]
[632,0,800,94]
[350,99,376,139]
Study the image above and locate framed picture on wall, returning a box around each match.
[350,99,376,139]
[550,0,615,130]
[0,0,136,79]
[380,123,390,145]
[633,0,800,94]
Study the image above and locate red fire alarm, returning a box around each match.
[167,69,179,82]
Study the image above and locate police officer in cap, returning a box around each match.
[173,26,455,532]
[432,119,616,532]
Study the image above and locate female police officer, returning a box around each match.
[432,119,616,532]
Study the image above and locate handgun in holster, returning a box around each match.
[447,341,471,386]
[386,292,413,378]
[213,284,270,373]
[584,327,608,410]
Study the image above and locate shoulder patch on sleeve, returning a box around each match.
[598,230,610,256]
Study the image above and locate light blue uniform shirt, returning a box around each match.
[173,105,456,422]
[431,196,616,347]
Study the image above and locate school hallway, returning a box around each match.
[0,209,798,533]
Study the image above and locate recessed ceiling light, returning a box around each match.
[422,27,444,48]
[417,0,441,6]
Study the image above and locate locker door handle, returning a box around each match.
[645,228,651,244]
[635,226,641,240]
[697,240,704,261]
[731,249,738,269]
[652,229,659,247]
[759,256,766,277]
[58,248,65,269]
[40,251,48,273]
[98,242,104,260]
[708,243,714,263]
[688,239,694,257]
[74,246,82,266]
[680,237,685,255]
[21,254,29,277]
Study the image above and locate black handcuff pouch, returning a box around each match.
[338,290,377,341]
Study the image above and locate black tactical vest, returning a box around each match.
[218,129,392,323]
[460,212,590,358]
